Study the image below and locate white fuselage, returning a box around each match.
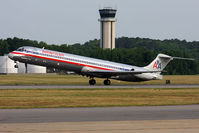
[8,46,162,82]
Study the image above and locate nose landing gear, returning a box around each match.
[14,61,18,68]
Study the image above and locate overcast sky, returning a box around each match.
[0,0,199,44]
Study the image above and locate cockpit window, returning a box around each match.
[17,48,26,51]
[17,48,22,51]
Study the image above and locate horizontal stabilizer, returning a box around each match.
[173,57,195,61]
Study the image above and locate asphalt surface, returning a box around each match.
[0,84,199,89]
[0,105,199,123]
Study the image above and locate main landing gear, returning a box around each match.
[89,78,96,85]
[104,79,111,85]
[88,78,111,85]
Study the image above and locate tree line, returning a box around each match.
[0,37,199,75]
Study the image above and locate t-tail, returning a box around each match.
[144,54,173,72]
[144,53,194,72]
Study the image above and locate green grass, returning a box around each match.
[0,88,199,109]
[0,74,198,85]
[0,74,198,109]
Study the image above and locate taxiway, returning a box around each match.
[0,84,199,89]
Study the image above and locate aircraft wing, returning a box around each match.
[85,70,162,78]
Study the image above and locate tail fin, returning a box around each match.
[144,54,194,71]
[144,54,173,71]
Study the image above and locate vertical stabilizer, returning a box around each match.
[144,54,173,71]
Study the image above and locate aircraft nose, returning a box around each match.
[8,53,14,59]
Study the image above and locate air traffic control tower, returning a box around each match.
[99,8,117,49]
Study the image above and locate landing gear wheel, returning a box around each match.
[14,64,18,68]
[104,79,111,85]
[14,61,18,68]
[89,79,96,85]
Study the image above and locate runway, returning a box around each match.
[1,105,199,133]
[0,84,199,89]
[0,105,199,123]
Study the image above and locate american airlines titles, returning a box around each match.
[42,49,64,57]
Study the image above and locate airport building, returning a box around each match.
[0,55,46,74]
[18,63,46,74]
[0,55,17,73]
[99,8,117,49]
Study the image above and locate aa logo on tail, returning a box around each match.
[153,60,161,69]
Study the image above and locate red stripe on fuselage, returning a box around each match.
[11,51,114,71]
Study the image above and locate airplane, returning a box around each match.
[8,46,193,85]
